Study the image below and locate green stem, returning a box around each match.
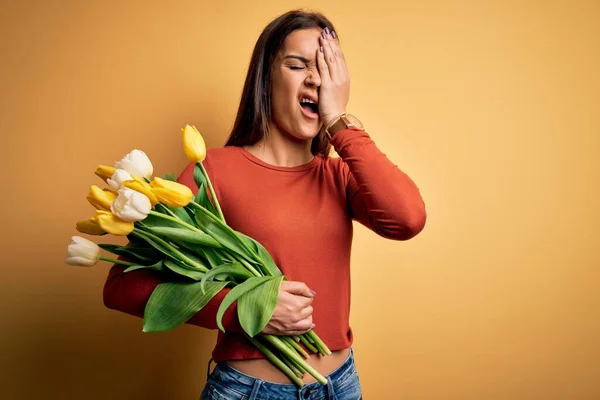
[132,228,209,272]
[189,201,261,262]
[283,352,307,375]
[148,210,201,233]
[280,352,304,378]
[282,336,309,359]
[263,335,327,385]
[299,334,319,353]
[307,331,332,356]
[99,256,136,266]
[198,162,226,223]
[230,252,263,278]
[158,205,179,219]
[246,335,304,387]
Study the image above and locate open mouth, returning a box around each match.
[299,97,319,117]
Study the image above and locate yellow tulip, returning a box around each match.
[75,211,134,236]
[86,185,118,211]
[150,177,193,207]
[95,210,134,236]
[123,177,159,205]
[182,125,206,162]
[95,165,116,183]
[76,218,106,235]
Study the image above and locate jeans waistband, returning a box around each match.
[210,347,355,399]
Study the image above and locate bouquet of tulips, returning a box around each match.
[65,125,330,387]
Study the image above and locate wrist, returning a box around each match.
[322,111,346,129]
[323,113,365,139]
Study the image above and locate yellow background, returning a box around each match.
[1,1,598,399]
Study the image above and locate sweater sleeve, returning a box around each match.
[330,128,427,240]
[102,158,243,332]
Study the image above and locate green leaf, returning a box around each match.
[238,276,284,337]
[177,246,210,270]
[194,207,257,261]
[236,232,282,277]
[98,244,161,264]
[203,247,229,268]
[124,260,164,273]
[255,242,282,277]
[156,203,195,227]
[146,226,222,248]
[216,276,271,332]
[174,240,225,269]
[133,228,175,258]
[195,183,218,216]
[200,262,254,294]
[141,212,181,230]
[143,280,227,332]
[193,163,206,189]
[163,258,205,281]
[162,173,177,182]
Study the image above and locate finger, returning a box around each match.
[319,34,338,80]
[316,42,331,84]
[321,30,346,81]
[297,305,314,320]
[293,318,315,332]
[282,281,315,297]
[327,31,349,80]
[285,329,312,336]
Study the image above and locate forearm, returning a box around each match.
[331,128,427,239]
[103,264,242,332]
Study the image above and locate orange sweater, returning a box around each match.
[103,128,426,361]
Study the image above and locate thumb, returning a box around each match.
[281,281,315,297]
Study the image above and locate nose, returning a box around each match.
[305,69,321,88]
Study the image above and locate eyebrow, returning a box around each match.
[282,54,312,63]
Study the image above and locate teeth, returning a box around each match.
[300,98,316,104]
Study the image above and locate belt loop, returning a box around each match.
[248,380,263,400]
[327,375,336,400]
[206,357,214,381]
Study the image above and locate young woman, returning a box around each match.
[103,10,426,400]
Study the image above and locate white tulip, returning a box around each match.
[107,168,133,191]
[115,149,153,179]
[110,187,151,222]
[65,236,101,267]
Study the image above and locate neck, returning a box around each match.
[245,124,314,168]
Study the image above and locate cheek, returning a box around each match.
[272,81,298,117]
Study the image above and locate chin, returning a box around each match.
[295,127,320,141]
[280,123,319,142]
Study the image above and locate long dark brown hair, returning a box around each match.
[224,10,337,157]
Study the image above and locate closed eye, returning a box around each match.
[288,65,304,70]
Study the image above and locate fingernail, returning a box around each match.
[332,31,337,39]
[310,289,316,295]
[311,324,316,329]
[319,46,323,53]
[324,27,330,35]
[321,30,326,39]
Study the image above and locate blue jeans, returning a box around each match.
[200,348,362,400]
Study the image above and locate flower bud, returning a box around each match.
[111,187,152,222]
[115,149,153,179]
[76,218,105,236]
[76,211,134,236]
[122,176,159,205]
[65,236,101,267]
[107,169,133,191]
[182,125,206,163]
[95,165,116,183]
[86,185,118,211]
[95,210,134,236]
[150,177,193,207]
